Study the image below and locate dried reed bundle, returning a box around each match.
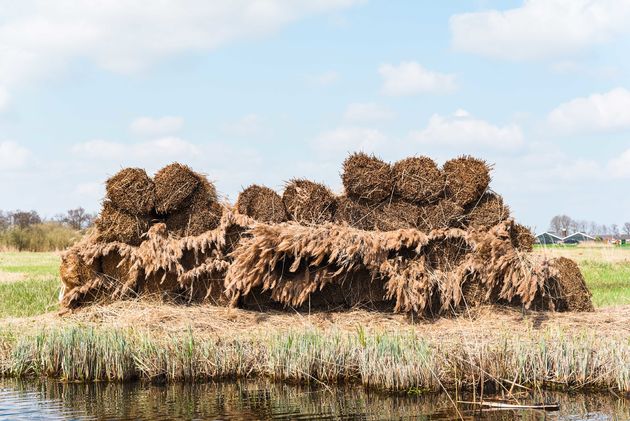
[154,163,203,213]
[333,196,377,230]
[342,152,394,204]
[545,257,594,312]
[465,192,510,229]
[166,179,223,237]
[105,168,155,215]
[443,156,491,206]
[373,201,422,231]
[416,199,464,231]
[283,179,336,224]
[511,223,535,252]
[95,201,150,246]
[236,185,288,223]
[393,156,444,203]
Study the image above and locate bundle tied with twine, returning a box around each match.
[283,179,336,224]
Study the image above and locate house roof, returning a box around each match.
[563,232,595,240]
[535,232,563,239]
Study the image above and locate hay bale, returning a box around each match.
[95,201,150,246]
[236,185,288,223]
[417,199,464,231]
[465,192,510,229]
[166,180,223,237]
[547,257,594,312]
[342,152,394,204]
[511,223,535,252]
[60,250,100,290]
[105,168,155,215]
[393,156,445,203]
[154,163,203,213]
[443,156,491,206]
[333,196,377,231]
[373,201,422,231]
[283,179,336,224]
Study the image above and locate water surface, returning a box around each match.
[0,378,627,420]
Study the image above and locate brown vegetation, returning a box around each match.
[60,154,594,317]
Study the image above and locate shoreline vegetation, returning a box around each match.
[1,249,630,395]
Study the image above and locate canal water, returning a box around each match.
[0,378,627,420]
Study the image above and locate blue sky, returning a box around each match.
[1,0,629,232]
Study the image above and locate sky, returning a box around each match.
[1,0,629,233]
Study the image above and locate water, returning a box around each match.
[0,378,627,420]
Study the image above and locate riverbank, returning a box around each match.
[1,301,629,393]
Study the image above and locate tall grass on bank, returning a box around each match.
[1,326,628,393]
[0,223,80,252]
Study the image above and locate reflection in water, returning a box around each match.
[0,378,628,420]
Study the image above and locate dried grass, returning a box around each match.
[443,156,491,206]
[465,192,510,229]
[166,180,223,237]
[342,152,394,204]
[393,156,444,203]
[283,179,336,224]
[416,199,464,231]
[333,196,376,231]
[236,185,288,223]
[154,163,203,213]
[105,168,155,215]
[95,201,150,246]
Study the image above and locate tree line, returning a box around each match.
[0,208,96,251]
[549,214,630,238]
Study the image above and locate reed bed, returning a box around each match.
[1,325,628,393]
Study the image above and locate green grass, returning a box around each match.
[579,261,630,307]
[0,252,60,318]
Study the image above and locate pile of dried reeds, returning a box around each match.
[59,153,593,316]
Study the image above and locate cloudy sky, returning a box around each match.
[1,0,629,232]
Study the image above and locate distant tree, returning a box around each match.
[549,215,574,236]
[11,210,41,228]
[624,222,630,236]
[63,207,94,230]
[611,224,620,238]
[0,211,9,231]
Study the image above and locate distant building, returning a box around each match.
[562,232,595,244]
[535,232,563,244]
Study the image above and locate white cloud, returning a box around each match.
[223,114,265,137]
[0,86,10,111]
[72,137,199,162]
[410,110,524,150]
[0,1,360,96]
[309,70,340,86]
[0,141,30,169]
[379,61,456,96]
[343,102,394,122]
[450,0,630,60]
[608,148,630,178]
[312,127,386,155]
[548,88,630,133]
[130,116,184,136]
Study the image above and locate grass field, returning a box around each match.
[0,246,628,319]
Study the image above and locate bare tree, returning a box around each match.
[0,211,9,231]
[623,222,630,236]
[11,210,41,228]
[611,224,620,238]
[549,215,575,236]
[63,207,94,230]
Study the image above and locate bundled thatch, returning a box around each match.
[416,199,464,231]
[236,185,288,223]
[333,196,376,231]
[443,156,491,206]
[393,156,444,203]
[545,257,594,312]
[95,201,150,246]
[105,168,155,215]
[283,179,336,224]
[511,223,535,252]
[166,179,223,237]
[342,152,394,204]
[373,201,422,231]
[154,163,202,214]
[466,192,510,229]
